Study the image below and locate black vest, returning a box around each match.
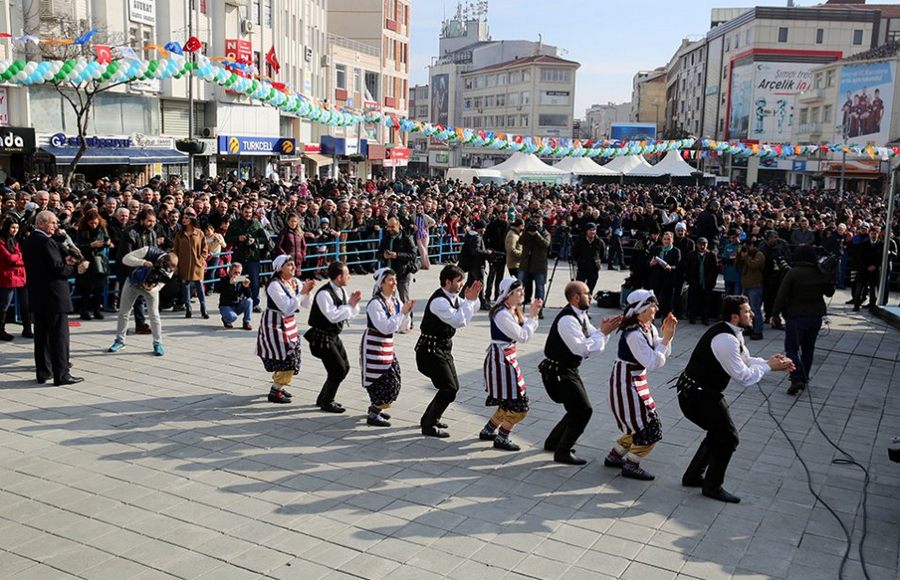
[489,310,515,342]
[617,326,652,366]
[307,283,346,335]
[265,279,295,312]
[544,305,587,369]
[682,321,739,393]
[366,295,401,335]
[420,288,459,340]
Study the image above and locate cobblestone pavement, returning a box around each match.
[0,267,897,580]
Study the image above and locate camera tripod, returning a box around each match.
[542,232,577,316]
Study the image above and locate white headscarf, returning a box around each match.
[272,254,292,274]
[494,277,520,305]
[624,289,657,319]
[372,267,393,297]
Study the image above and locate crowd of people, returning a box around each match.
[0,170,896,500]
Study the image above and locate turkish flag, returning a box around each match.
[95,44,112,64]
[183,36,202,53]
[266,46,280,75]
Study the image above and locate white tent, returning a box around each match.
[553,157,619,176]
[602,154,654,175]
[624,150,713,178]
[490,153,572,183]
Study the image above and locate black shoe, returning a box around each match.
[702,487,741,503]
[80,312,92,321]
[223,322,234,329]
[787,381,806,396]
[172,304,185,312]
[682,475,704,488]
[185,310,192,319]
[279,388,293,399]
[603,453,625,468]
[554,451,587,465]
[493,438,521,452]
[421,426,450,438]
[92,310,104,320]
[367,415,391,427]
[621,461,655,481]
[378,411,391,420]
[853,306,861,312]
[268,389,291,404]
[135,324,152,335]
[479,430,497,441]
[320,402,346,414]
[35,377,49,384]
[845,299,855,305]
[253,306,262,313]
[54,376,84,386]
[21,328,33,339]
[434,421,448,429]
[0,331,13,341]
[201,311,210,319]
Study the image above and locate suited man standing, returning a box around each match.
[21,211,88,386]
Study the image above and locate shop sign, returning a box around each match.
[0,127,35,153]
[218,135,297,156]
[129,0,155,26]
[132,133,174,148]
[50,133,132,148]
[0,88,8,126]
[303,143,321,154]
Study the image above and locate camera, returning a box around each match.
[773,255,791,273]
[816,252,839,276]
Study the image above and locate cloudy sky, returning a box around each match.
[409,0,816,118]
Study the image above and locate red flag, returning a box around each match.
[266,46,280,75]
[95,44,112,64]
[183,36,202,53]
[0,33,12,39]
[271,82,288,93]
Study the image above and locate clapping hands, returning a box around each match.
[464,281,483,302]
[529,299,543,319]
[661,313,678,343]
[600,315,624,335]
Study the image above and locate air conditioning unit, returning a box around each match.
[321,54,332,67]
[201,127,218,138]
[241,19,253,35]
[304,46,313,62]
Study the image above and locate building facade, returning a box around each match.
[630,68,666,134]
[664,38,706,138]
[583,102,631,141]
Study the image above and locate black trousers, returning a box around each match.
[310,336,350,407]
[33,310,70,383]
[762,276,783,321]
[464,267,487,307]
[678,390,739,492]
[486,260,505,301]
[672,276,686,318]
[544,368,593,455]
[576,267,599,295]
[417,348,460,427]
[687,284,713,322]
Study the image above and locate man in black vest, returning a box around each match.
[416,264,481,437]
[21,211,89,386]
[677,295,794,503]
[305,261,362,413]
[539,281,621,465]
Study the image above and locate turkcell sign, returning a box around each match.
[218,135,297,156]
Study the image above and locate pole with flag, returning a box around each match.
[266,46,280,76]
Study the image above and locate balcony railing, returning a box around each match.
[327,33,381,58]
[798,122,822,134]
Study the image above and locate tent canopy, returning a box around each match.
[553,157,618,176]
[602,154,654,175]
[490,153,571,182]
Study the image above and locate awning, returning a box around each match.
[41,146,188,165]
[303,152,333,166]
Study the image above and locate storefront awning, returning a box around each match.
[41,146,188,165]
[303,152,333,166]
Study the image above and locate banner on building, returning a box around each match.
[728,62,754,140]
[431,73,449,126]
[729,61,814,141]
[129,0,156,27]
[0,88,8,126]
[838,61,895,146]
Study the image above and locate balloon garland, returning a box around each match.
[1,55,898,161]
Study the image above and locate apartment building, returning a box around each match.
[664,38,706,138]
[584,102,631,141]
[630,68,666,134]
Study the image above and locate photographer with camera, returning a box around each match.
[771,245,835,395]
[518,216,551,309]
[572,222,606,295]
[21,211,89,386]
[107,246,179,357]
[458,220,492,310]
[759,230,791,330]
[737,241,766,340]
[483,210,509,303]
[225,203,270,311]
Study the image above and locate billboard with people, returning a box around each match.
[838,61,895,146]
[728,61,814,141]
[610,123,657,141]
[430,74,450,126]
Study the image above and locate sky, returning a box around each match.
[409,0,823,118]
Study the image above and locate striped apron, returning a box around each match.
[609,360,657,435]
[361,327,396,389]
[256,310,299,362]
[484,343,526,401]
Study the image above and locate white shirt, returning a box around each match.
[429,289,477,329]
[366,296,411,335]
[267,278,312,315]
[558,306,610,359]
[491,308,539,345]
[710,322,770,387]
[624,324,670,372]
[315,281,360,324]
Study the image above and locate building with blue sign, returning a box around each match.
[215,135,297,180]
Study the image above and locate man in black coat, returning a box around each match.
[21,211,88,386]
[459,220,491,310]
[694,200,721,250]
[572,222,606,294]
[378,217,417,318]
[483,210,509,303]
[685,237,719,324]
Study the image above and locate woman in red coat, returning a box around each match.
[273,213,307,272]
[0,218,28,341]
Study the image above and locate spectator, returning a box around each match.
[505,218,524,279]
[738,242,766,340]
[225,203,269,310]
[218,262,253,330]
[74,208,111,320]
[686,237,718,325]
[518,216,551,311]
[572,222,606,295]
[459,219,491,310]
[646,230,681,319]
[0,218,27,340]
[760,230,791,329]
[378,217,417,323]
[484,209,509,302]
[274,213,307,274]
[173,208,210,319]
[203,223,226,286]
[672,222,695,317]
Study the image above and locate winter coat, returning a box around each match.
[519,228,551,274]
[274,227,307,267]
[772,262,835,319]
[225,218,268,263]
[173,227,209,281]
[0,238,26,288]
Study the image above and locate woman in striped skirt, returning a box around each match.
[361,268,415,426]
[605,289,677,480]
[257,255,316,404]
[479,277,541,451]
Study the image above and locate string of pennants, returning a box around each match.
[0,32,898,160]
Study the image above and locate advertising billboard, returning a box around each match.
[430,74,449,126]
[838,61,895,146]
[729,61,814,141]
[610,123,657,141]
[727,62,754,140]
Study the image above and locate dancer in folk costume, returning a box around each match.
[257,255,316,404]
[605,289,677,480]
[479,278,541,451]
[360,268,415,427]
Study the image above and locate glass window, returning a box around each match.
[509,92,519,106]
[497,94,505,107]
[484,95,495,108]
[523,70,531,82]
[800,108,808,124]
[811,107,820,123]
[464,98,472,110]
[778,27,788,43]
[354,68,361,92]
[826,70,835,87]
[473,97,482,109]
[464,77,473,90]
[853,29,864,45]
[540,68,570,83]
[816,28,824,44]
[815,73,823,89]
[252,0,260,25]
[264,0,272,27]
[507,115,516,127]
[538,114,568,126]
[365,71,380,100]
[521,115,529,127]
[824,105,833,122]
[745,29,751,44]
[335,64,347,90]
[522,91,530,105]
[498,73,507,86]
